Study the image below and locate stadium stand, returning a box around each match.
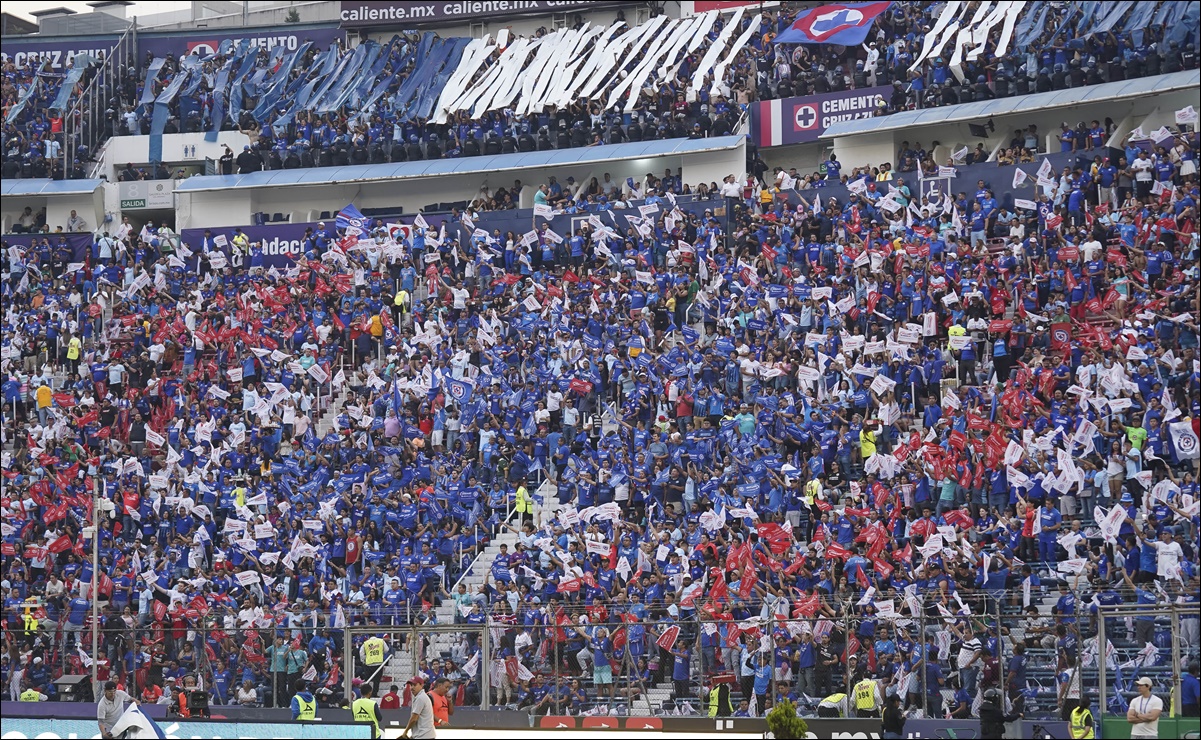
[3,1,1199,181]
[1,0,1200,729]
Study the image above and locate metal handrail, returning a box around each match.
[61,20,137,180]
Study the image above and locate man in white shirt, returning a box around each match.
[561,399,580,439]
[1131,152,1154,199]
[1152,530,1184,580]
[1127,676,1163,737]
[720,175,742,198]
[97,681,133,738]
[401,677,438,739]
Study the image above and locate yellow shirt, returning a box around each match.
[860,428,877,458]
[36,385,53,409]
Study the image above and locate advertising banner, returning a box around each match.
[0,718,371,739]
[903,718,983,738]
[339,0,619,27]
[179,215,449,271]
[138,25,344,59]
[750,85,890,147]
[0,35,120,71]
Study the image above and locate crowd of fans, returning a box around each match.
[3,108,1199,718]
[3,1,1198,183]
[2,0,1201,724]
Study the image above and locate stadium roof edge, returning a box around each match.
[1,178,103,197]
[173,136,747,193]
[822,69,1201,139]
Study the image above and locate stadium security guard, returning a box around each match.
[707,680,733,717]
[353,683,384,738]
[854,675,880,718]
[818,692,849,717]
[360,634,389,694]
[514,484,532,524]
[1069,702,1095,739]
[292,682,317,721]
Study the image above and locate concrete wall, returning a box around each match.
[810,84,1200,176]
[680,143,746,190]
[102,131,252,180]
[174,144,744,229]
[831,132,898,175]
[179,188,254,231]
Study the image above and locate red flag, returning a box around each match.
[738,566,758,600]
[43,502,68,523]
[656,625,681,652]
[1049,322,1071,353]
[53,392,77,408]
[557,578,581,593]
[948,430,967,452]
[611,624,628,652]
[842,633,861,663]
[755,523,793,555]
[944,509,975,529]
[1064,267,1078,294]
[825,543,851,560]
[793,592,821,617]
[710,571,729,604]
[872,558,894,579]
[48,534,73,553]
[98,572,114,598]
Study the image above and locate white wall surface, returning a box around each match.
[102,131,252,180]
[45,192,104,234]
[680,143,746,190]
[831,133,897,176]
[175,147,741,229]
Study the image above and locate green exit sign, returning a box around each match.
[121,199,146,209]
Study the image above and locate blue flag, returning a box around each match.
[391,378,403,418]
[444,376,474,405]
[774,1,894,45]
[336,204,368,233]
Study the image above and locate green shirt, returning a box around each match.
[267,644,289,672]
[735,413,756,435]
[1123,426,1147,450]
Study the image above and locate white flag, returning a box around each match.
[1012,168,1028,189]
[144,427,166,448]
[1169,421,1200,459]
